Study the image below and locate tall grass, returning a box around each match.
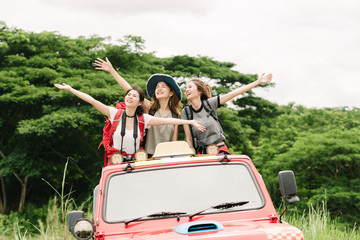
[283,202,359,240]
[0,158,92,240]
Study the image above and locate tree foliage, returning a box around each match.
[255,105,360,224]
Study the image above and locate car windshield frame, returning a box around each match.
[102,162,265,223]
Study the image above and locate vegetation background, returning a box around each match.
[0,22,359,238]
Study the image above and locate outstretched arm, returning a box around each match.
[54,83,110,117]
[93,57,151,111]
[148,117,206,132]
[219,73,273,105]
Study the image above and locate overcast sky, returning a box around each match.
[1,0,360,108]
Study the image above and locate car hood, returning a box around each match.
[99,220,303,240]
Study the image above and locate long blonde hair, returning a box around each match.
[149,82,182,117]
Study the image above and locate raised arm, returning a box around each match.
[219,73,273,105]
[148,117,206,132]
[93,57,151,111]
[54,83,110,117]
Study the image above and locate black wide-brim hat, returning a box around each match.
[146,74,182,100]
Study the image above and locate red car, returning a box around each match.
[68,141,304,240]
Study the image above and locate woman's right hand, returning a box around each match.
[54,83,72,91]
[191,120,206,132]
[93,57,114,73]
[256,73,273,85]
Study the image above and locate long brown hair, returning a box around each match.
[189,78,212,101]
[149,82,182,117]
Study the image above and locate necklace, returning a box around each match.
[125,113,135,118]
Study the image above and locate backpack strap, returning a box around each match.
[109,109,124,148]
[138,114,145,147]
[131,114,145,154]
[119,109,128,153]
[132,114,138,154]
[205,98,226,148]
[118,111,145,155]
[203,98,225,141]
[102,109,124,167]
[184,105,193,120]
[202,99,220,123]
[141,110,154,149]
[185,99,224,151]
[184,105,198,150]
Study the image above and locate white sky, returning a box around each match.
[1,0,360,108]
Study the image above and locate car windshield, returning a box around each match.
[103,163,264,222]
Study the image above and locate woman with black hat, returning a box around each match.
[94,58,183,156]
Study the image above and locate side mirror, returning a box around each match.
[278,170,299,223]
[279,170,299,204]
[68,211,84,232]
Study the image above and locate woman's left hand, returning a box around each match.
[54,83,72,91]
[257,73,273,85]
[93,57,114,73]
[191,120,206,132]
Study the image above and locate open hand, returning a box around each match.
[192,120,206,132]
[54,83,72,91]
[257,73,273,85]
[93,57,114,72]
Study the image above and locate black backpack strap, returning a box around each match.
[133,114,138,154]
[202,99,220,123]
[202,98,224,137]
[120,110,127,153]
[184,105,193,120]
[184,105,198,150]
[120,111,139,156]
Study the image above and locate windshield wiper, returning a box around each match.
[124,211,187,225]
[189,201,249,220]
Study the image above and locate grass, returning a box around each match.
[0,158,91,240]
[283,202,359,240]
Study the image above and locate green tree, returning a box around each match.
[0,22,108,211]
[255,105,360,224]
